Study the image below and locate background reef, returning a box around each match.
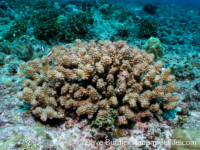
[0,0,200,150]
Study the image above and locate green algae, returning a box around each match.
[0,134,24,150]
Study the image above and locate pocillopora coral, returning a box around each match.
[17,39,179,126]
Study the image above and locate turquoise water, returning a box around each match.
[0,0,200,149]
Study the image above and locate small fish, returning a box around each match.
[41,45,45,52]
[23,45,26,55]
[70,54,75,59]
[47,49,53,57]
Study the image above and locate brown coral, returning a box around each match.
[18,39,179,126]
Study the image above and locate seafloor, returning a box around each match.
[0,0,200,150]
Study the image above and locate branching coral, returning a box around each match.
[18,39,179,126]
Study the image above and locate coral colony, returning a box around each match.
[17,39,179,125]
[1,0,200,149]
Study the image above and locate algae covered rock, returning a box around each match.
[142,3,158,14]
[0,134,24,150]
[171,128,200,150]
[57,15,67,23]
[143,37,165,61]
[191,58,200,69]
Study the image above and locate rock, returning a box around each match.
[195,83,200,92]
[57,15,67,23]
[191,59,200,69]
[191,92,200,100]
[4,80,13,88]
[177,109,189,116]
[171,128,200,150]
[178,38,184,45]
[142,3,158,14]
[178,102,188,109]
[0,36,3,42]
[53,2,60,10]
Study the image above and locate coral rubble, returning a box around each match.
[17,39,179,125]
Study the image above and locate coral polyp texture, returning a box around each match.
[17,39,179,125]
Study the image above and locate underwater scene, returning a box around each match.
[0,0,200,149]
